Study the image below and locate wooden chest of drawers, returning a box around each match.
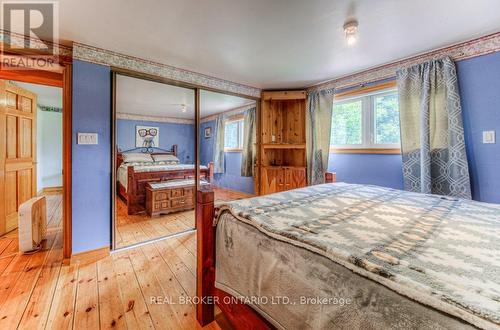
[145,181,195,217]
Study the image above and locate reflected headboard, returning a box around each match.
[116,145,178,171]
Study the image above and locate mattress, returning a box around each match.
[214,183,500,330]
[117,163,208,191]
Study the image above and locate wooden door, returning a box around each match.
[0,81,37,235]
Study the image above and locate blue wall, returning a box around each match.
[72,60,111,253]
[200,120,254,194]
[457,52,500,203]
[327,51,500,203]
[116,119,195,164]
[328,154,403,190]
[70,51,500,253]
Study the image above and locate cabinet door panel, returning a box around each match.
[286,168,307,190]
[261,167,285,195]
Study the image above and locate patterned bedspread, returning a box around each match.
[216,183,500,329]
[117,163,208,190]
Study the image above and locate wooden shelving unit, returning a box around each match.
[257,90,307,195]
[262,143,306,149]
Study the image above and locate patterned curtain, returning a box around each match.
[306,88,335,185]
[240,107,256,177]
[397,57,471,199]
[213,114,225,174]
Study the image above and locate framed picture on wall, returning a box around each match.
[204,127,212,139]
[136,125,159,148]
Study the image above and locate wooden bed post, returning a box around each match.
[195,189,276,329]
[208,162,214,183]
[196,189,216,326]
[325,171,337,183]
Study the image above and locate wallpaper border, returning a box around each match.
[308,31,500,92]
[73,43,261,98]
[0,29,73,58]
[201,102,256,123]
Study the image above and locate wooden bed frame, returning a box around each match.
[116,145,214,215]
[195,172,336,329]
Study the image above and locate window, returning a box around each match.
[330,87,400,152]
[224,119,244,151]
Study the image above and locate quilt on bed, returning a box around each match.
[117,163,208,190]
[216,183,500,329]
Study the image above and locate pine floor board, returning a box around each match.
[0,189,248,329]
[45,263,79,329]
[96,256,127,329]
[73,262,100,329]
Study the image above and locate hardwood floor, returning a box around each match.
[115,187,253,249]
[0,188,251,329]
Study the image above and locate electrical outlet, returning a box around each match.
[77,133,99,145]
[483,131,495,144]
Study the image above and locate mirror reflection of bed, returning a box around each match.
[114,75,201,249]
[199,90,257,203]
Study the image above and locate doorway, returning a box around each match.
[0,63,72,259]
[0,78,67,259]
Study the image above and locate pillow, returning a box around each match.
[154,160,181,166]
[122,153,153,163]
[152,154,180,164]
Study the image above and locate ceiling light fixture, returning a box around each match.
[343,19,359,46]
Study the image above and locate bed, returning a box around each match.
[196,177,500,330]
[116,145,213,215]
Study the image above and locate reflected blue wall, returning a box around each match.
[116,119,195,164]
[200,120,254,194]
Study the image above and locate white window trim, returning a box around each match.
[331,87,400,150]
[224,118,244,151]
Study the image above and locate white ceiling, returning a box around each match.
[14,82,62,108]
[57,0,500,89]
[116,75,254,119]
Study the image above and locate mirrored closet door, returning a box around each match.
[198,89,257,203]
[112,74,196,250]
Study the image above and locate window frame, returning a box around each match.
[224,116,244,152]
[330,82,401,155]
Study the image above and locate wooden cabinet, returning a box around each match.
[261,166,306,194]
[285,167,307,190]
[257,90,307,195]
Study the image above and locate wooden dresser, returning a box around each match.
[257,90,307,195]
[146,180,196,216]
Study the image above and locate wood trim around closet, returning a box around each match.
[62,63,73,260]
